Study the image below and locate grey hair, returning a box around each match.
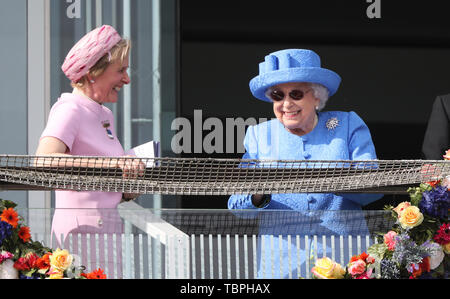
[309,83,329,110]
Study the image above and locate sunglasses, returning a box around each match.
[266,88,313,102]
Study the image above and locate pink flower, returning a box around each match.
[384,231,398,251]
[348,259,366,276]
[0,251,13,264]
[393,202,411,217]
[355,268,373,279]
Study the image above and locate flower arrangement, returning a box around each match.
[0,198,106,279]
[312,151,450,279]
[370,180,449,279]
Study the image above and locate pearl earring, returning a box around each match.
[90,79,95,83]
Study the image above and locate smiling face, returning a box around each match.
[87,55,130,104]
[268,82,320,136]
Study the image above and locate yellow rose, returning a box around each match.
[443,243,450,254]
[399,206,423,229]
[49,248,73,272]
[311,257,345,279]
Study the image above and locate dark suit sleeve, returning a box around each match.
[422,95,450,159]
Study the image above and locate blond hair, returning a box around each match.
[71,39,131,88]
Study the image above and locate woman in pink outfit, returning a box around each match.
[35,25,144,278]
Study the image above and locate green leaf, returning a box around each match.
[0,199,17,210]
[38,268,49,275]
[21,268,37,277]
[367,243,388,261]
[419,183,433,191]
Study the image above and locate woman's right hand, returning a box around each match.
[114,156,146,179]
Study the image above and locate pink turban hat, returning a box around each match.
[61,25,122,82]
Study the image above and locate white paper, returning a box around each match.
[125,140,160,167]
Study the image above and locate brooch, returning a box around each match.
[326,117,339,130]
[102,120,114,139]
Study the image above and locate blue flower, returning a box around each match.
[419,185,450,219]
[19,273,41,279]
[0,221,13,247]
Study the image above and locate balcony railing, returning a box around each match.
[18,202,394,279]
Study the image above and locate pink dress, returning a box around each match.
[41,92,125,278]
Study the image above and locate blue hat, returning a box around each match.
[249,49,342,102]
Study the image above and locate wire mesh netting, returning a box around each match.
[1,155,449,195]
[155,209,395,236]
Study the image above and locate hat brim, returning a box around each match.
[249,67,341,102]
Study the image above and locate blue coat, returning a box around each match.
[228,111,382,216]
[228,111,383,278]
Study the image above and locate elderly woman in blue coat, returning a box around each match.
[228,49,383,278]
